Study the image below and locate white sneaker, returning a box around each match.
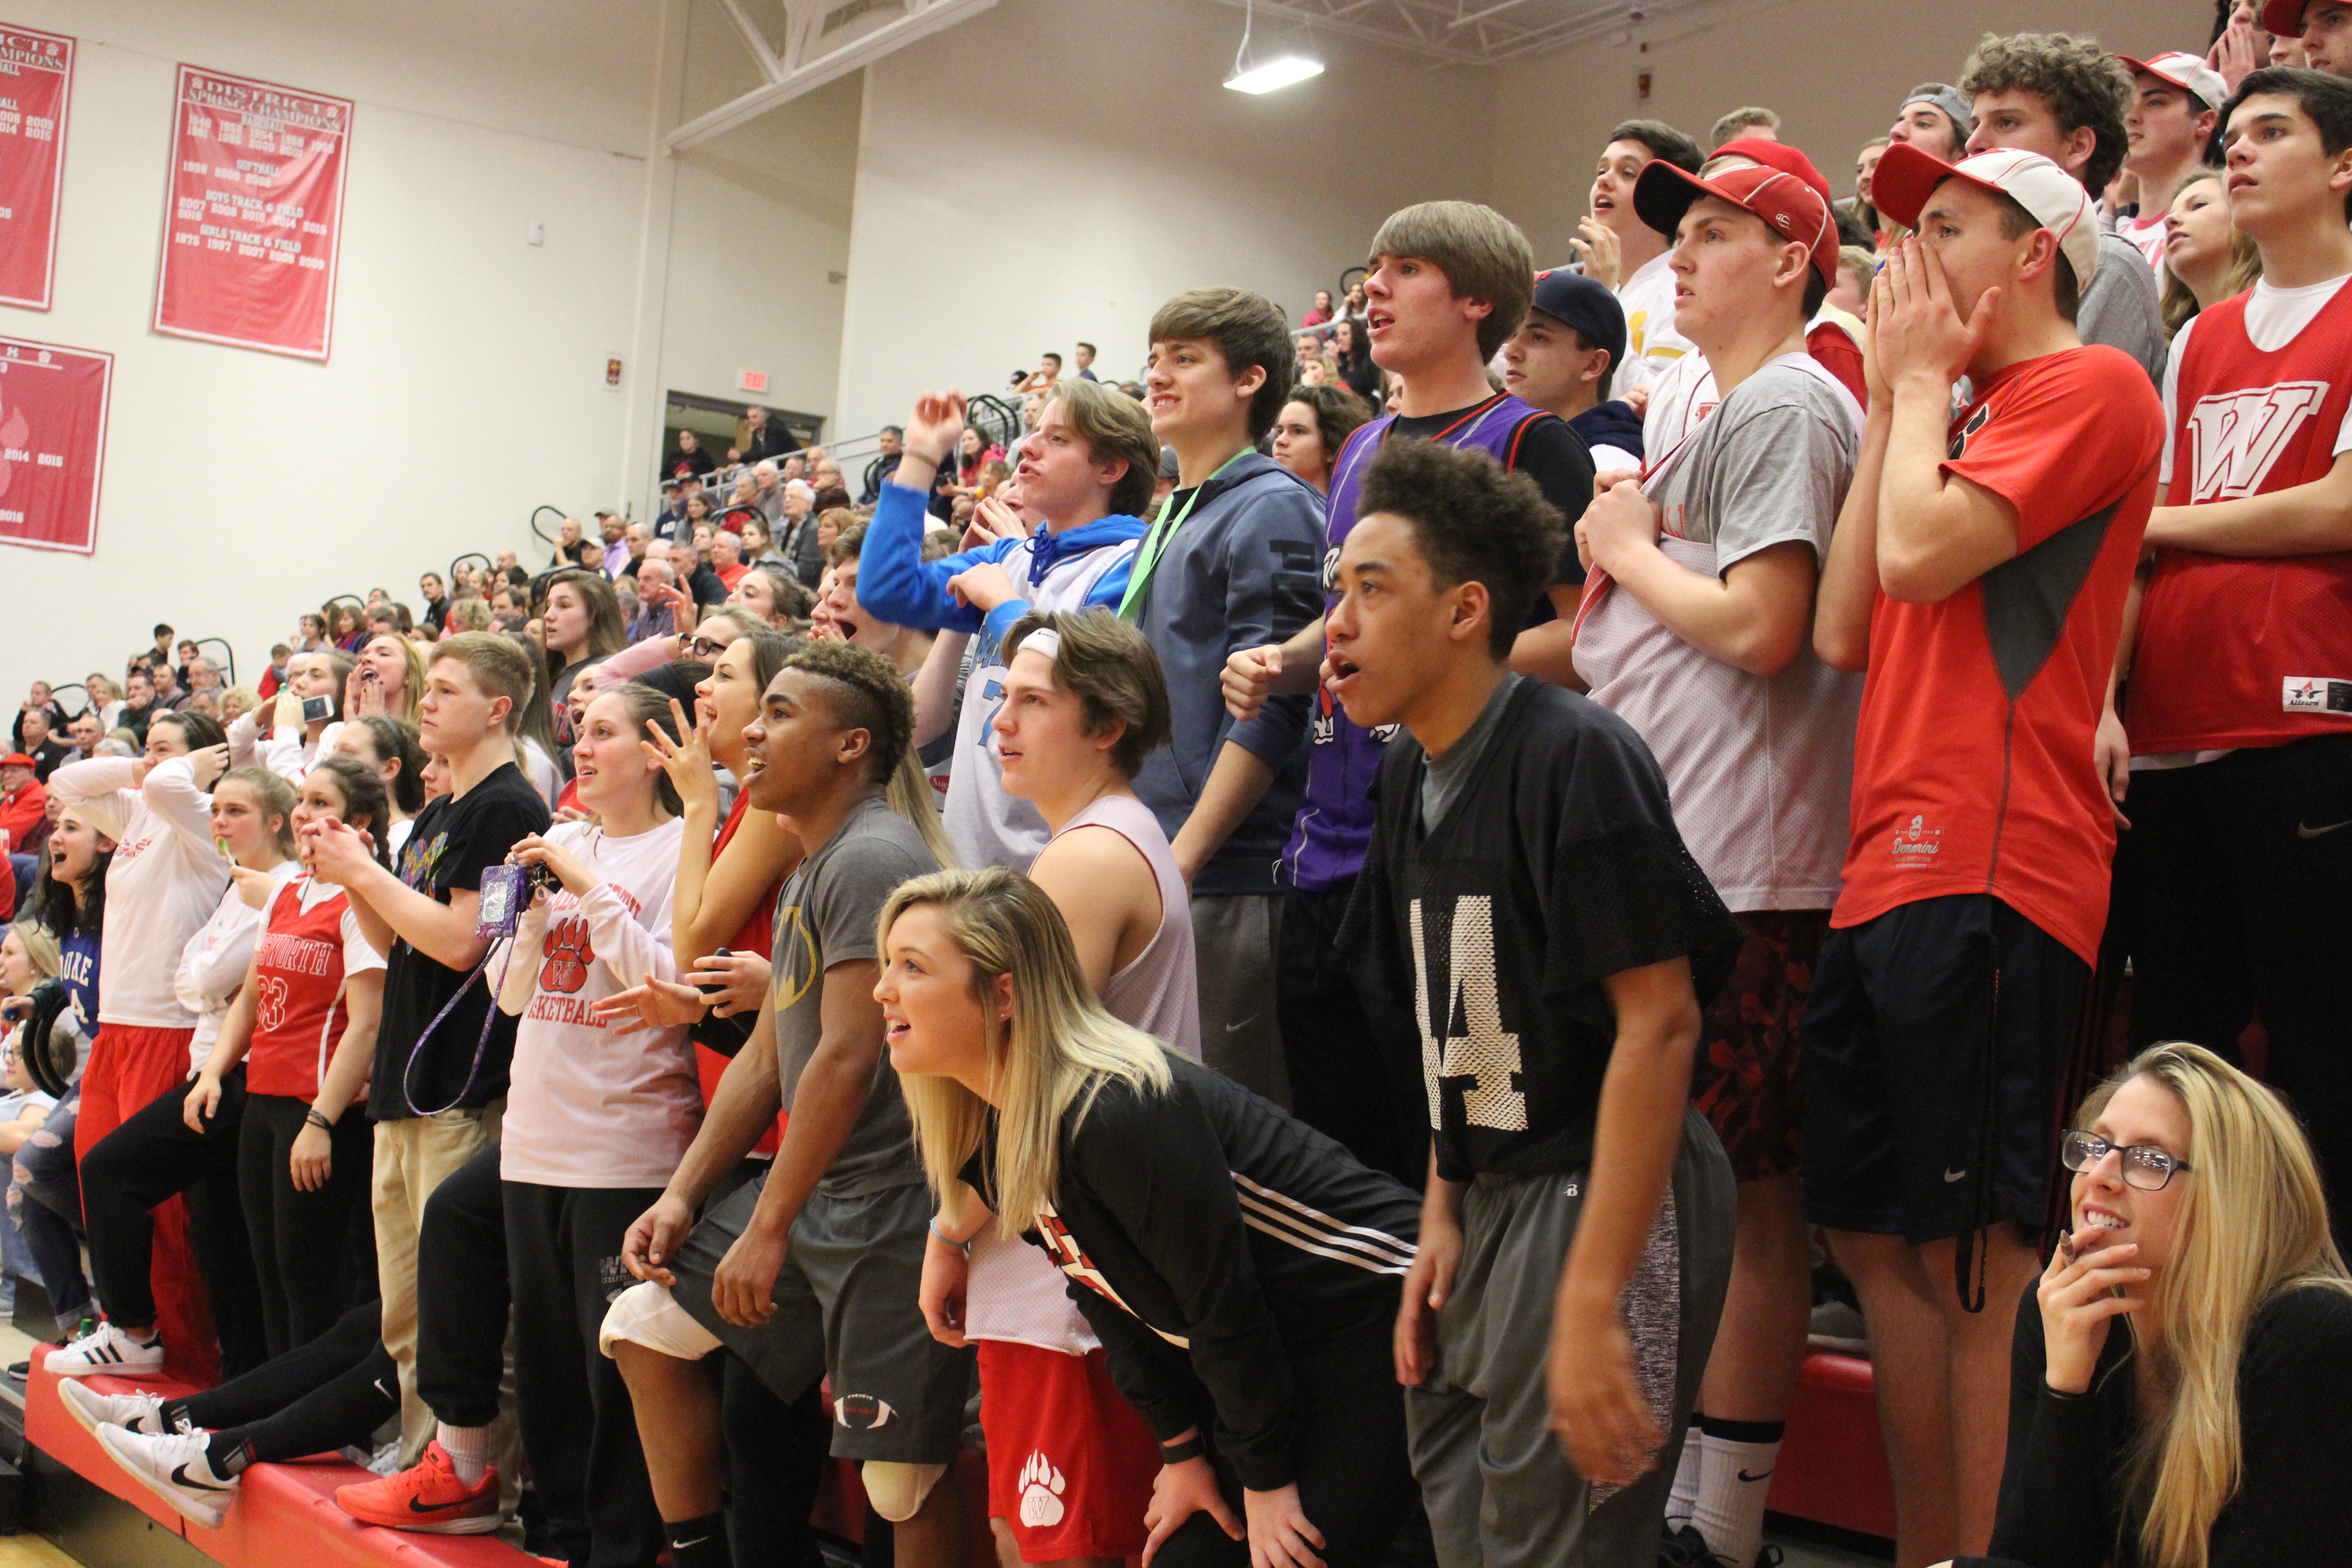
[94,1426,236,1530]
[46,1321,165,1379]
[59,1381,176,1437]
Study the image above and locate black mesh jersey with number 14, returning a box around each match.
[1349,680,1741,1181]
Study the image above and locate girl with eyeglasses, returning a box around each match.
[1971,1042,2352,1568]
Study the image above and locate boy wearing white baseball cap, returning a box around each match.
[1808,142,2166,1565]
[1958,32,2169,382]
[2117,51,2228,271]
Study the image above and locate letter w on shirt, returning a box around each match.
[1409,895,1528,1133]
[2185,382,2328,502]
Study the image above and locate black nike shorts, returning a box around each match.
[1800,893,2088,1243]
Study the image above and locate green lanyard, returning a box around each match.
[1116,451,1249,622]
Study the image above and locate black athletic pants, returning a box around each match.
[78,1066,268,1376]
[1279,881,1426,1188]
[415,1142,510,1430]
[502,1181,664,1568]
[1151,1319,1413,1568]
[172,1298,398,1464]
[240,1092,374,1357]
[2113,734,2352,1243]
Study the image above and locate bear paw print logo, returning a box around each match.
[539,916,593,994]
[1016,1451,1066,1528]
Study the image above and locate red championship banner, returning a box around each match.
[0,336,111,555]
[152,64,353,361]
[0,26,71,311]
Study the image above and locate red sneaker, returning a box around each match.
[333,1440,500,1534]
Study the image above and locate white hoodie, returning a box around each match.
[49,757,231,1029]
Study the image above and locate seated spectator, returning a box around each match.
[860,426,904,505]
[1302,287,1336,327]
[1330,315,1380,403]
[735,515,783,572]
[599,643,962,1568]
[2156,169,2261,333]
[1967,1043,2352,1568]
[13,683,68,752]
[328,603,368,652]
[709,527,750,592]
[889,867,1422,1568]
[15,709,69,782]
[419,573,451,636]
[626,556,686,643]
[1960,32,2169,381]
[1502,268,1644,473]
[66,712,102,765]
[0,755,44,910]
[668,429,715,480]
[216,687,259,728]
[1270,383,1374,494]
[446,597,493,635]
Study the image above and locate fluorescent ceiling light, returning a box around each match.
[1225,53,1323,93]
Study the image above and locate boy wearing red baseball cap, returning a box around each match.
[2112,66,2352,1245]
[1572,155,1864,1568]
[2264,0,2352,77]
[2117,51,2228,270]
[1809,143,2166,1563]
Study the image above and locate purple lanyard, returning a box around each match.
[400,941,516,1118]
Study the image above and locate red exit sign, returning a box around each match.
[739,369,769,394]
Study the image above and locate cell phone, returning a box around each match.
[694,947,732,994]
[478,864,527,937]
[301,695,332,724]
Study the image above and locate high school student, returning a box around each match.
[889,867,1421,1568]
[1270,384,1374,495]
[2110,68,2352,1245]
[1500,270,1644,474]
[13,807,110,1324]
[1577,120,1709,396]
[1325,437,1739,1567]
[966,608,1195,1568]
[1223,201,1594,1184]
[47,712,235,1383]
[2115,52,2228,271]
[304,633,551,1464]
[598,643,965,1568]
[858,381,1151,871]
[1811,145,2167,1563]
[331,715,426,858]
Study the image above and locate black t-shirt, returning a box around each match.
[685,563,730,608]
[1348,678,1739,1180]
[23,738,71,782]
[1388,399,1596,600]
[368,761,552,1122]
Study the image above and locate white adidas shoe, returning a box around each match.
[46,1321,165,1379]
[94,1426,236,1530]
[59,1381,176,1437]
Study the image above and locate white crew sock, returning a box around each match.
[1693,1417,1784,1568]
[1665,1415,1705,1529]
[436,1422,491,1485]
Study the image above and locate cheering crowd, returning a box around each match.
[3,10,2351,1568]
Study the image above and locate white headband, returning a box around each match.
[1019,627,1063,664]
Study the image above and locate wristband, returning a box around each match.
[1159,1436,1206,1466]
[928,1216,971,1254]
[911,446,953,469]
[304,1109,332,1132]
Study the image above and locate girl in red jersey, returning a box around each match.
[196,755,390,1357]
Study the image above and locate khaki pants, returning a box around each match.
[372,1105,518,1504]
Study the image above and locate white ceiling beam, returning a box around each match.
[665,0,998,152]
[718,0,786,83]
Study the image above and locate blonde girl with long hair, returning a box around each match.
[1985,1041,2352,1567]
[882,867,1422,1568]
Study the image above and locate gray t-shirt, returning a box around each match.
[2078,230,2166,386]
[771,794,939,1198]
[1421,673,1525,833]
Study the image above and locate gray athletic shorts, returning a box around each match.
[1407,1110,1735,1568]
[614,1176,972,1465]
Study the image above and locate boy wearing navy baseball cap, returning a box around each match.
[1500,270,1644,475]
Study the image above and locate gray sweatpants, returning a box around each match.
[1192,892,1288,1106]
[1407,1109,1735,1568]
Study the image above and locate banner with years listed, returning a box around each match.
[0,336,112,555]
[152,64,353,361]
[0,25,70,311]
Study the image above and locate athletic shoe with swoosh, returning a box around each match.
[334,1439,501,1534]
[93,1426,236,1530]
[59,1381,177,1438]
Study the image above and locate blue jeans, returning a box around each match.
[12,1093,87,1318]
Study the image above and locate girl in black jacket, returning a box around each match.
[1960,1041,2352,1568]
[879,866,1421,1568]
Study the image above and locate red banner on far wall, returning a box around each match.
[0,336,111,556]
[0,25,72,312]
[152,64,353,361]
